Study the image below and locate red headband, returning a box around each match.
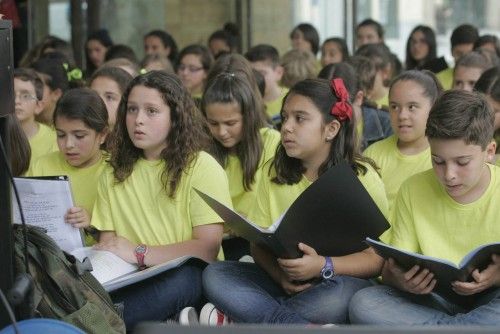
[330,78,352,121]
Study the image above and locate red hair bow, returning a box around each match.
[330,78,353,121]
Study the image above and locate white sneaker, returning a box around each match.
[178,306,199,325]
[199,303,231,326]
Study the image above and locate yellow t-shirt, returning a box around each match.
[29,151,109,245]
[225,128,280,218]
[496,158,500,167]
[248,161,389,229]
[364,135,432,211]
[436,67,453,91]
[265,87,288,125]
[29,122,58,163]
[91,152,232,258]
[389,165,500,265]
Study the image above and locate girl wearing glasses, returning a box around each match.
[177,45,214,103]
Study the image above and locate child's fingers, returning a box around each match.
[421,279,437,294]
[71,221,89,229]
[403,265,420,281]
[67,207,82,214]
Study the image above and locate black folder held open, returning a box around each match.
[196,162,389,259]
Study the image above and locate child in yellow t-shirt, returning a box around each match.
[202,78,389,325]
[91,71,231,330]
[13,68,58,164]
[364,70,442,211]
[350,90,500,325]
[245,44,288,127]
[436,24,479,90]
[29,88,109,245]
[202,70,281,260]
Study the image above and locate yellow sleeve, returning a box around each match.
[247,162,273,228]
[189,153,233,227]
[91,169,114,232]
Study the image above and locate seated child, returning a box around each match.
[349,90,500,325]
[201,69,280,260]
[245,44,287,126]
[29,88,109,244]
[436,24,479,90]
[13,68,58,164]
[91,71,231,330]
[364,70,442,211]
[202,78,388,325]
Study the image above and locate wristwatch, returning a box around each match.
[320,256,334,280]
[134,244,148,270]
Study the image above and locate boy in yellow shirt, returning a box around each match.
[245,44,288,127]
[350,90,500,325]
[436,24,479,90]
[13,68,58,165]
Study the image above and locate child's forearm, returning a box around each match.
[144,224,223,265]
[332,247,384,278]
[144,239,221,265]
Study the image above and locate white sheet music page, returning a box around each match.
[70,247,137,284]
[12,177,84,252]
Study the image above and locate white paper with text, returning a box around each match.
[12,177,84,252]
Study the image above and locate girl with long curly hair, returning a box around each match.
[91,71,232,329]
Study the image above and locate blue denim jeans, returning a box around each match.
[111,263,203,330]
[202,261,372,324]
[349,285,500,325]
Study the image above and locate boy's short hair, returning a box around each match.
[455,51,494,72]
[450,24,479,48]
[244,44,280,67]
[13,68,44,100]
[280,49,317,88]
[426,90,494,149]
[105,44,138,63]
[356,18,384,40]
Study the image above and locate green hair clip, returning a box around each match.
[63,63,83,81]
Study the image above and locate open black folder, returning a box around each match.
[195,162,389,259]
[366,238,500,305]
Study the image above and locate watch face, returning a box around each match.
[322,269,334,279]
[135,244,147,254]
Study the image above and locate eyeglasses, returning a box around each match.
[177,64,204,73]
[15,92,38,103]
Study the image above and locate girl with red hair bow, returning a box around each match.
[201,78,389,325]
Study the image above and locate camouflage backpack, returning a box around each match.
[13,224,126,334]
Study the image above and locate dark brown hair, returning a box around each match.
[272,78,374,184]
[109,71,209,197]
[6,114,31,176]
[426,90,494,149]
[53,88,109,134]
[89,66,133,95]
[390,70,443,106]
[202,72,266,191]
